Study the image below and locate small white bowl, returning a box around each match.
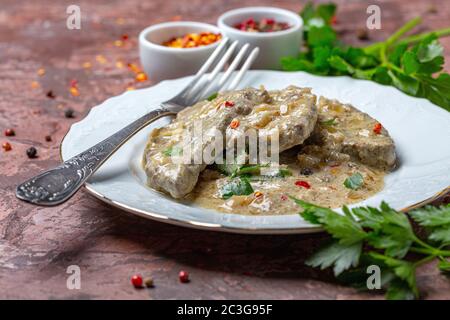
[139,21,222,82]
[218,7,303,70]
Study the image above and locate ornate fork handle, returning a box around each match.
[16,108,173,206]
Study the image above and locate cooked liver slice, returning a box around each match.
[301,97,396,170]
[143,86,318,198]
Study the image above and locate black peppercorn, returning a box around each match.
[64,108,75,118]
[46,90,56,99]
[144,277,154,288]
[26,146,37,158]
[300,167,313,176]
[356,28,369,40]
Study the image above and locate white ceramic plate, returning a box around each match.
[61,71,450,234]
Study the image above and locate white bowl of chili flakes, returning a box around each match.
[218,7,303,70]
[139,21,222,82]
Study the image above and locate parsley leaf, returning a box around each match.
[369,252,418,297]
[216,162,270,178]
[386,279,416,300]
[291,199,450,300]
[343,172,364,190]
[410,204,450,244]
[162,146,183,157]
[207,92,218,101]
[294,198,367,246]
[219,177,254,199]
[438,259,450,273]
[320,118,336,126]
[307,241,362,276]
[409,204,450,227]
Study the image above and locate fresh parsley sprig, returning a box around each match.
[282,2,450,111]
[291,197,450,299]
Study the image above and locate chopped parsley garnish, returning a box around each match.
[321,118,336,126]
[220,177,254,199]
[216,161,270,178]
[207,92,218,101]
[343,172,364,190]
[163,146,183,157]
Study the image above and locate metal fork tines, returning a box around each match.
[169,38,259,109]
[16,38,259,206]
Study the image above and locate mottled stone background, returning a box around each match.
[0,0,449,299]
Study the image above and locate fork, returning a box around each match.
[16,38,259,206]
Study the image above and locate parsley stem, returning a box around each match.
[364,26,450,54]
[384,62,404,74]
[411,236,450,257]
[385,17,422,48]
[375,17,422,64]
[398,27,450,46]
[380,44,388,65]
[413,254,436,268]
[410,247,450,257]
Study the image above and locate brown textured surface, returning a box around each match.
[0,0,449,300]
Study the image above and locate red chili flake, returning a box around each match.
[70,87,80,97]
[135,72,148,82]
[70,79,78,88]
[280,195,288,201]
[45,135,52,142]
[121,34,129,41]
[2,142,12,151]
[295,180,311,189]
[82,62,92,69]
[245,18,255,25]
[115,60,125,69]
[96,54,107,64]
[373,122,382,135]
[254,191,263,198]
[131,274,143,288]
[179,270,189,283]
[224,101,235,107]
[230,119,240,129]
[114,40,124,47]
[4,129,15,136]
[236,17,290,32]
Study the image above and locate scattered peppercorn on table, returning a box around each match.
[0,0,449,300]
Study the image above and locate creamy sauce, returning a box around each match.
[187,147,386,215]
[186,96,394,215]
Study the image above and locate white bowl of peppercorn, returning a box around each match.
[218,7,303,70]
[139,21,222,82]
